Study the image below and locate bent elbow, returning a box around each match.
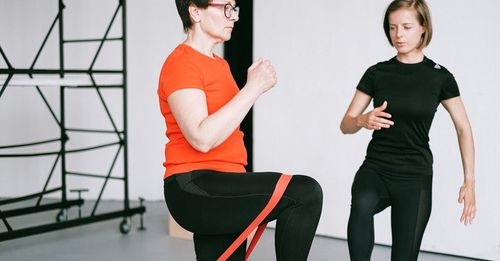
[181,126,216,153]
[340,126,348,134]
[340,116,360,134]
[340,123,351,135]
[188,136,214,153]
[193,143,212,153]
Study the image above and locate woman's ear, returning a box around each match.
[189,4,201,23]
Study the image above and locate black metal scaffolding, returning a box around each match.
[0,0,145,241]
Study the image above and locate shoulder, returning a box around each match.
[158,45,206,98]
[357,60,390,91]
[162,45,200,73]
[423,57,455,77]
[364,58,395,72]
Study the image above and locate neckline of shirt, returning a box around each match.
[179,43,222,62]
[391,55,428,66]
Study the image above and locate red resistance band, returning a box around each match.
[217,174,293,261]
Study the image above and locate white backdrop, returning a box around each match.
[254,0,500,259]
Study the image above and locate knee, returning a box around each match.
[289,175,323,209]
[350,193,379,217]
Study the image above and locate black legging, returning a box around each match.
[163,169,323,261]
[348,165,432,261]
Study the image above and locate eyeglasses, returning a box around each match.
[208,2,240,19]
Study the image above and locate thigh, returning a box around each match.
[350,166,391,214]
[164,170,294,234]
[390,175,433,258]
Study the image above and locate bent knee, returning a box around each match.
[289,175,323,206]
[350,193,381,216]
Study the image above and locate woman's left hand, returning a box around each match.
[458,180,476,225]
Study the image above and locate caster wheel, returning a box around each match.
[119,218,131,234]
[56,209,67,222]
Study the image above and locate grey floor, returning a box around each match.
[0,200,480,261]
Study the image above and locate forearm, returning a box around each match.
[196,86,260,151]
[457,126,475,183]
[340,115,363,134]
[176,58,277,152]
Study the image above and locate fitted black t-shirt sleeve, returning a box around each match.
[357,65,377,96]
[439,72,460,100]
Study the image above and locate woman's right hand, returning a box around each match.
[246,58,277,95]
[357,101,394,130]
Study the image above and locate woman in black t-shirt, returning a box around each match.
[340,0,476,260]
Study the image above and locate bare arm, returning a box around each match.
[441,96,476,225]
[167,59,276,153]
[340,90,394,134]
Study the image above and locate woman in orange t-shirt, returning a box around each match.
[158,1,323,260]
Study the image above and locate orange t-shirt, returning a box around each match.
[158,44,247,179]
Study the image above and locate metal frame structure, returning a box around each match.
[0,0,145,241]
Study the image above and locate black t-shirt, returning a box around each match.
[357,56,460,175]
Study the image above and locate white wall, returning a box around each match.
[254,0,500,259]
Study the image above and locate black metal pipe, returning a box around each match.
[121,0,130,212]
[0,188,62,206]
[58,0,68,206]
[0,138,60,149]
[65,85,124,89]
[2,199,83,218]
[0,73,12,99]
[0,207,146,242]
[0,209,13,232]
[88,74,122,137]
[88,4,121,70]
[66,171,124,180]
[91,145,123,216]
[29,7,64,72]
[66,128,125,134]
[64,37,123,43]
[0,151,61,158]
[0,69,123,74]
[36,154,62,206]
[35,86,63,128]
[0,141,120,157]
[0,46,13,69]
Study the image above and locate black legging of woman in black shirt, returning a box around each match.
[348,165,433,261]
[163,169,323,261]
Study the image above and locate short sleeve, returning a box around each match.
[159,57,204,100]
[356,65,377,96]
[439,72,460,101]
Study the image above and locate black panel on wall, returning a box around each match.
[224,0,253,171]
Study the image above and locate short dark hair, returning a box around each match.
[175,0,210,32]
[383,0,433,49]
